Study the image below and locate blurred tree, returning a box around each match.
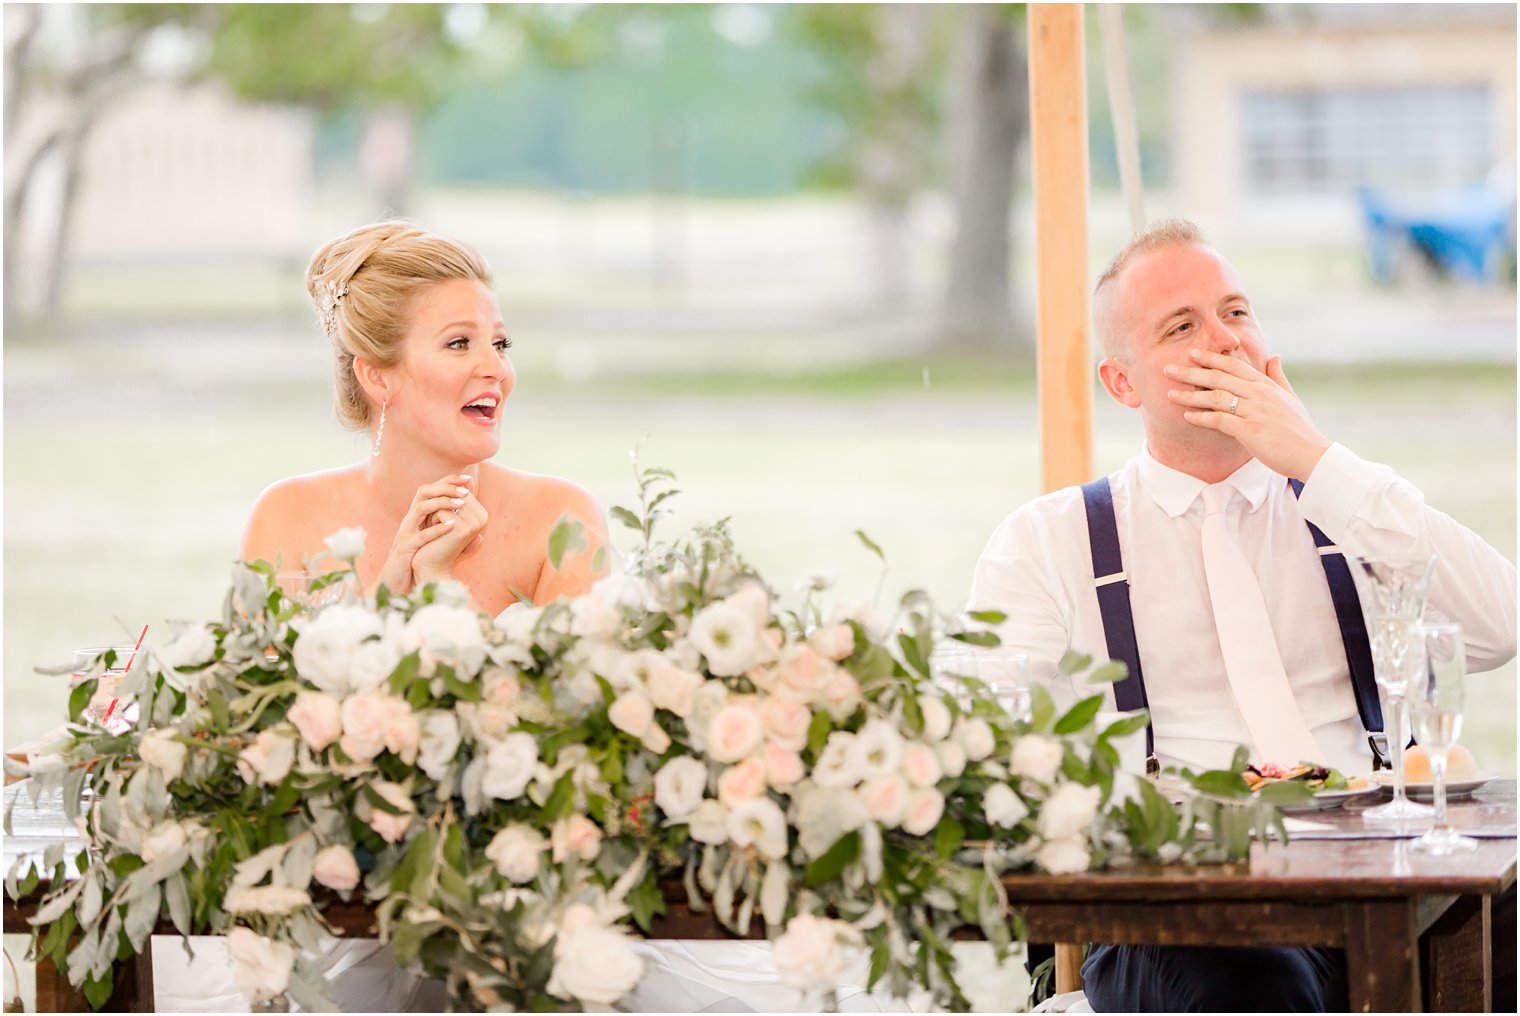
[793,4,950,312]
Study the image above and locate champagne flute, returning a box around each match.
[1346,553,1436,823]
[1408,623,1477,854]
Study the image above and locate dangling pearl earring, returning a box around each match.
[372,401,387,458]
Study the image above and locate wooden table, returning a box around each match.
[6,781,1515,1012]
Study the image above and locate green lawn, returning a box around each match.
[4,327,1514,776]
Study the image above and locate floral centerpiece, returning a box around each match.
[6,465,1284,1012]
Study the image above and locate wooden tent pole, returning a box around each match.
[1028,3,1093,493]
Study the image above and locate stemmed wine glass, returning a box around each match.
[1408,623,1478,854]
[929,646,1033,724]
[1346,553,1436,823]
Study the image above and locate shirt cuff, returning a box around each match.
[1297,442,1389,539]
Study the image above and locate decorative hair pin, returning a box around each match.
[317,279,348,338]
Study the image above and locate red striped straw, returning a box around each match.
[124,624,149,672]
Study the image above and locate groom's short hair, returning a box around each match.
[1092,218,1209,359]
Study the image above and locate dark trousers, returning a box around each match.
[1081,944,1348,1012]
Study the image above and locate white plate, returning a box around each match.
[1269,783,1382,812]
[1368,772,1496,800]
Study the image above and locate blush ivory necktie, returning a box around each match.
[1200,483,1325,765]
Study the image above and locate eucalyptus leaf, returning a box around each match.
[854,529,885,562]
[1086,660,1129,685]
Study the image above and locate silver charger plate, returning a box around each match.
[1368,771,1497,800]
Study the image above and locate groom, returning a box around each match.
[967,218,1517,1010]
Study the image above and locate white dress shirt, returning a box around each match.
[968,442,1517,776]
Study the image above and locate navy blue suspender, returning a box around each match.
[1079,476,1383,763]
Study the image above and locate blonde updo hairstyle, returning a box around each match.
[305,221,494,430]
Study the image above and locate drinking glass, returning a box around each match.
[929,645,1032,723]
[72,645,139,734]
[276,570,352,610]
[1408,623,1477,854]
[1345,553,1436,823]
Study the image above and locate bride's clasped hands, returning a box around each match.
[374,471,490,597]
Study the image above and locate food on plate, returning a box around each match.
[1243,762,1368,794]
[1403,743,1479,783]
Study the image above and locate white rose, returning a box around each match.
[140,821,187,864]
[164,624,217,669]
[366,781,416,844]
[227,927,294,1003]
[813,732,864,788]
[687,799,730,844]
[324,526,366,561]
[689,598,766,677]
[547,924,643,1006]
[551,814,602,864]
[901,788,946,836]
[646,660,703,718]
[1037,782,1103,841]
[935,739,967,778]
[956,718,996,762]
[608,691,655,738]
[348,638,402,694]
[287,691,343,752]
[849,720,905,780]
[900,741,942,788]
[456,700,517,743]
[1035,834,1092,875]
[138,728,186,782]
[1009,733,1065,784]
[593,573,647,611]
[292,605,383,694]
[983,782,1030,828]
[857,775,910,827]
[705,703,764,763]
[402,603,488,676]
[726,797,788,860]
[654,756,708,821]
[417,711,461,781]
[312,845,360,892]
[224,885,312,916]
[492,602,542,661]
[793,785,870,859]
[486,825,547,883]
[772,914,864,992]
[569,593,622,643]
[482,732,539,801]
[237,729,296,786]
[918,696,952,743]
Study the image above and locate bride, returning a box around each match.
[156,220,923,1012]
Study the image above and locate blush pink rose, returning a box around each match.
[312,845,361,892]
[901,788,946,836]
[551,814,603,864]
[807,622,856,661]
[705,702,764,763]
[366,781,415,843]
[777,645,831,700]
[382,698,421,765]
[760,696,812,752]
[857,775,910,827]
[717,757,768,806]
[900,742,942,788]
[288,691,343,752]
[339,692,390,763]
[763,745,805,787]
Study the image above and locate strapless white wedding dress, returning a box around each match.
[152,936,1026,1012]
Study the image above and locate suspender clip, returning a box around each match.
[1367,733,1391,771]
[1145,754,1160,776]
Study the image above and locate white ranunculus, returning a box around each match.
[417,711,461,781]
[1035,834,1092,875]
[726,797,788,860]
[772,914,864,992]
[551,814,602,864]
[686,799,730,844]
[227,927,294,1003]
[857,775,910,827]
[324,526,366,561]
[570,592,622,642]
[917,696,952,743]
[1009,733,1066,784]
[402,603,488,676]
[983,782,1030,828]
[1037,782,1103,841]
[592,572,647,611]
[901,788,945,836]
[140,821,188,864]
[138,728,186,782]
[237,729,296,786]
[900,741,942,788]
[223,885,312,916]
[492,602,542,664]
[481,732,539,801]
[608,690,655,738]
[645,660,704,718]
[547,923,644,1007]
[812,732,864,788]
[485,825,547,883]
[287,691,343,752]
[956,718,996,762]
[164,624,217,669]
[849,720,905,781]
[705,702,764,763]
[935,739,967,778]
[653,756,708,821]
[292,605,383,694]
[312,845,360,892]
[348,638,402,694]
[689,596,767,677]
[686,681,730,751]
[366,781,416,844]
[793,784,870,859]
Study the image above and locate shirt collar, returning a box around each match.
[1136,445,1277,518]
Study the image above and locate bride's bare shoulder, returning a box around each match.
[484,464,602,521]
[243,466,366,558]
